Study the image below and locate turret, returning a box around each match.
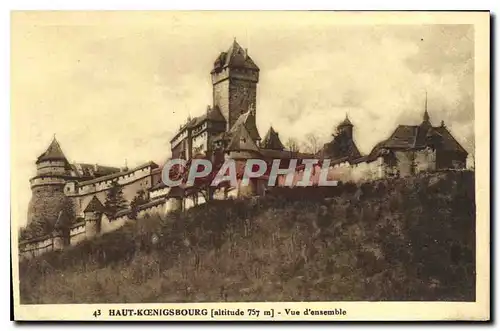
[261,126,285,151]
[83,196,104,238]
[27,137,73,228]
[30,137,70,188]
[421,92,432,128]
[337,114,354,139]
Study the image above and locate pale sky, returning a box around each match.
[11,12,475,227]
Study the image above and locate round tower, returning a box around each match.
[83,196,104,239]
[27,137,73,231]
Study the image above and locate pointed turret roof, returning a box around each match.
[422,91,431,125]
[227,123,260,153]
[422,109,430,124]
[212,39,259,73]
[338,114,353,127]
[231,111,261,142]
[261,126,285,150]
[83,196,104,213]
[37,137,68,163]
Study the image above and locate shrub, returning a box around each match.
[19,171,475,303]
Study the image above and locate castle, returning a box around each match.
[19,39,469,259]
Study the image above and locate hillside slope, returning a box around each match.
[19,171,475,303]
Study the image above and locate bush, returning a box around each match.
[19,171,476,303]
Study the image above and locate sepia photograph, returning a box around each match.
[10,11,490,321]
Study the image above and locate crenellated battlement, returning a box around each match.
[63,162,157,197]
[30,176,67,188]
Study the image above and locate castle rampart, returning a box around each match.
[30,177,67,188]
[69,221,87,245]
[20,39,469,261]
[67,163,155,197]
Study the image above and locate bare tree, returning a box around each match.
[302,132,322,155]
[285,137,300,153]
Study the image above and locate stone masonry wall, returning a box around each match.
[27,184,72,227]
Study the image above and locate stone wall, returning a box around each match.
[27,184,72,227]
[414,148,437,173]
[69,222,86,246]
[212,66,258,131]
[20,213,131,260]
[29,177,67,187]
[19,236,54,260]
[150,187,169,200]
[72,166,153,196]
[35,160,68,176]
[273,157,385,188]
[70,170,153,217]
[228,79,257,128]
[213,77,230,125]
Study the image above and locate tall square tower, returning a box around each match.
[211,39,260,131]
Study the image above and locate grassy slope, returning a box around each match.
[19,171,475,303]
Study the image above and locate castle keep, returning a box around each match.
[20,39,469,259]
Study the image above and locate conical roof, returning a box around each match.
[338,114,353,127]
[422,92,431,125]
[422,109,431,124]
[37,137,68,163]
[261,126,285,150]
[83,196,104,213]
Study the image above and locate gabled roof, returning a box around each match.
[261,126,285,150]
[369,121,468,157]
[383,125,419,149]
[227,123,260,153]
[206,106,226,123]
[320,132,362,161]
[188,106,227,129]
[434,126,468,154]
[231,111,261,141]
[171,106,227,142]
[83,196,104,213]
[37,137,68,163]
[212,39,260,73]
